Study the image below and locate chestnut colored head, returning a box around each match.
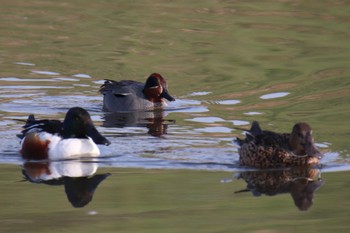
[143,73,175,103]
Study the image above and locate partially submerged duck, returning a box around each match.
[18,107,110,160]
[235,121,323,169]
[99,73,175,112]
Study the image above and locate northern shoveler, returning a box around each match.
[22,160,111,208]
[99,73,175,112]
[235,121,323,168]
[18,107,110,160]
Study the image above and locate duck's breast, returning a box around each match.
[48,136,100,160]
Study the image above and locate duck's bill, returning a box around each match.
[161,90,175,101]
[64,173,111,208]
[305,143,323,159]
[86,123,111,146]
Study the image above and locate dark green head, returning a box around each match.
[62,107,110,146]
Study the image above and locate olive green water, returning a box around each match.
[1,164,350,233]
[1,0,350,232]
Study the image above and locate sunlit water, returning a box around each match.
[1,0,350,232]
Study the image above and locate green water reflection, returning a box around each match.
[1,164,350,233]
[1,0,350,232]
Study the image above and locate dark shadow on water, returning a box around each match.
[235,168,324,211]
[102,109,175,137]
[21,160,110,208]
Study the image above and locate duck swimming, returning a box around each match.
[99,73,175,112]
[18,107,110,160]
[235,121,322,169]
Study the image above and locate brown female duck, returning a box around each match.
[235,121,323,169]
[235,168,324,211]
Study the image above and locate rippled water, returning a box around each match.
[1,0,350,232]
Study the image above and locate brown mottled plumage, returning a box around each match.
[235,121,323,169]
[235,168,324,211]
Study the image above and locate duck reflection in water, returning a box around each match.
[102,109,175,137]
[235,168,324,211]
[21,160,110,208]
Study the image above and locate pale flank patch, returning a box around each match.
[53,161,98,177]
[24,160,98,181]
[48,136,100,160]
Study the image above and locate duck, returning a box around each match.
[99,73,175,112]
[235,168,324,211]
[235,121,323,169]
[18,107,110,160]
[22,160,111,208]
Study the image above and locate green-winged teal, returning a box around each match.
[99,73,175,112]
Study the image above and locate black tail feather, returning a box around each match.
[27,114,35,122]
[250,121,262,136]
[234,121,262,146]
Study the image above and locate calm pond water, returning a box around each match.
[1,0,350,232]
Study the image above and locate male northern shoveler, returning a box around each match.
[99,73,175,112]
[235,121,323,169]
[22,160,111,208]
[18,107,110,160]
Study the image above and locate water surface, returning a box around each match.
[1,0,350,232]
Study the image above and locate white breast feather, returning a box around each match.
[41,133,100,160]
